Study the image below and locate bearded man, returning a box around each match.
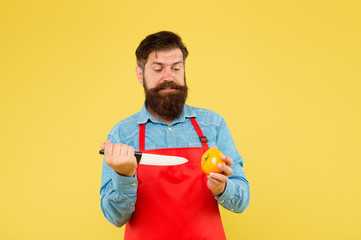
[100,31,250,240]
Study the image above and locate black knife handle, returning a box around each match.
[99,149,142,164]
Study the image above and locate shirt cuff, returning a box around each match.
[213,180,236,211]
[112,170,138,194]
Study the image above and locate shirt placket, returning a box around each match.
[165,124,177,148]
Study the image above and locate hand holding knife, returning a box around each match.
[100,140,187,177]
[99,149,188,166]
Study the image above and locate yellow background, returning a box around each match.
[1,0,360,239]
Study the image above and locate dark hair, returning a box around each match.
[135,31,188,70]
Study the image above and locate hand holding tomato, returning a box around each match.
[202,146,233,196]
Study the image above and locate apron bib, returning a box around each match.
[124,118,226,240]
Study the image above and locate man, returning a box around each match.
[100,31,250,239]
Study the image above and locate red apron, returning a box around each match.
[124,118,226,240]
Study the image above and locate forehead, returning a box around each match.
[146,48,184,65]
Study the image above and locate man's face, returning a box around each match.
[141,48,185,90]
[136,48,188,120]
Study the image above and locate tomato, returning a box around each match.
[201,148,225,174]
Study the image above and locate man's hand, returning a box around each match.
[207,146,233,196]
[100,140,137,177]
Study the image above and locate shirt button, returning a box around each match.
[168,127,171,131]
[131,203,135,205]
[131,183,136,186]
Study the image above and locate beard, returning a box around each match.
[144,78,188,121]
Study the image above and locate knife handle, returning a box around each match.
[99,149,142,164]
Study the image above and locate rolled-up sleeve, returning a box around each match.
[215,118,250,213]
[100,162,138,227]
[99,134,138,227]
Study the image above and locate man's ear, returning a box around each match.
[135,66,144,85]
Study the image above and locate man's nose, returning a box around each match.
[162,68,174,81]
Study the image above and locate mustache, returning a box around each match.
[151,81,184,92]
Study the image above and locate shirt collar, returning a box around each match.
[137,102,154,124]
[137,102,196,125]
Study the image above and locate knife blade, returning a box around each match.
[99,149,188,166]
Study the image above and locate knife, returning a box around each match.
[99,149,188,166]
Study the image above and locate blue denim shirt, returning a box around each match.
[100,103,250,227]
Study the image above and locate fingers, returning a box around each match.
[221,154,233,167]
[112,143,121,161]
[102,142,137,176]
[209,172,228,183]
[127,145,135,159]
[104,142,132,162]
[217,161,233,177]
[206,151,233,195]
[210,146,234,176]
[119,144,128,161]
[207,173,227,196]
[211,146,233,167]
[104,140,113,159]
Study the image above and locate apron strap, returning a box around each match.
[139,124,145,152]
[189,117,209,151]
[138,118,209,152]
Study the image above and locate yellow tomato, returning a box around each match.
[201,149,225,174]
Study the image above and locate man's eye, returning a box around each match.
[154,69,162,72]
[173,68,180,71]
